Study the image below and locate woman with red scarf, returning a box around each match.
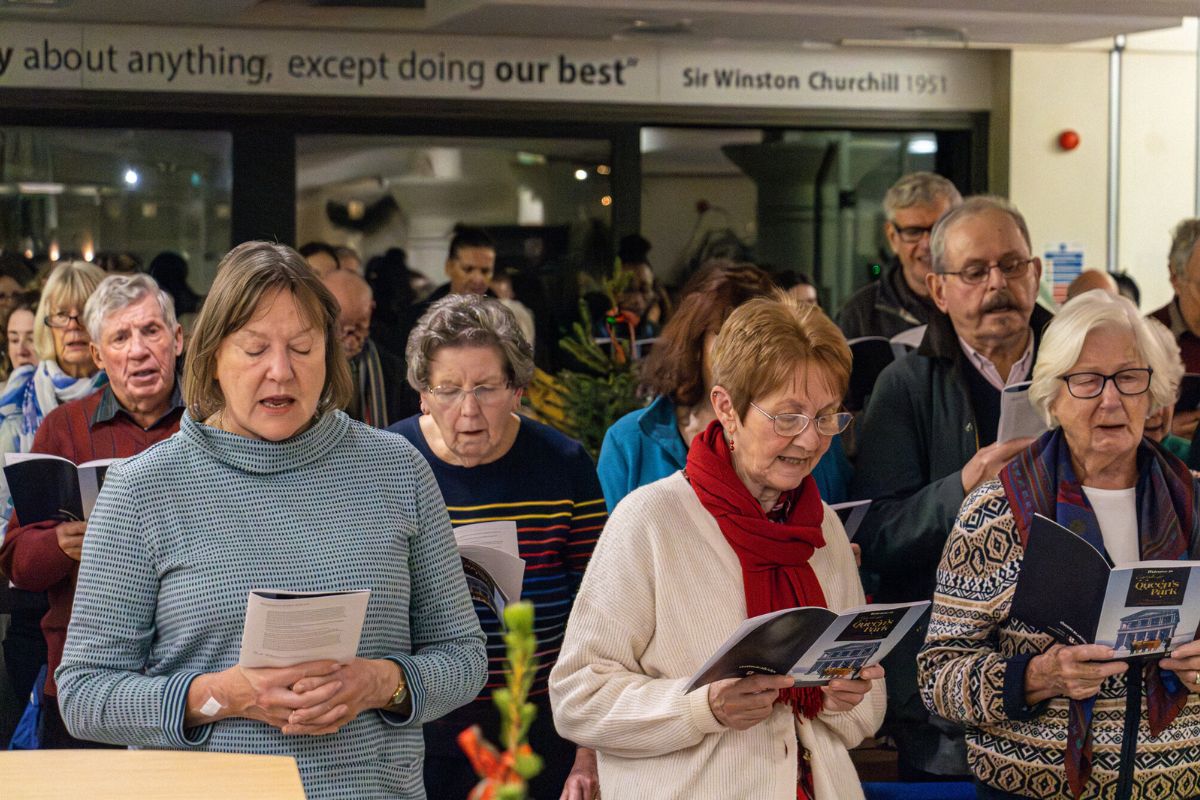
[550,294,885,800]
[918,289,1200,800]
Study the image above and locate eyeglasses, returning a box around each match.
[44,311,84,329]
[1060,367,1152,399]
[749,401,852,438]
[940,257,1035,285]
[426,383,512,407]
[890,223,934,244]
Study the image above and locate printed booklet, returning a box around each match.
[238,589,370,668]
[3,453,117,524]
[453,520,525,621]
[683,600,929,692]
[1009,514,1200,658]
[830,499,871,542]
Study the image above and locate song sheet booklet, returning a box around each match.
[1009,514,1200,660]
[238,590,371,668]
[684,600,929,692]
[453,520,526,622]
[3,452,117,523]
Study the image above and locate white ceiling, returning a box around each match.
[0,0,1195,46]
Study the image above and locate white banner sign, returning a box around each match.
[0,23,992,111]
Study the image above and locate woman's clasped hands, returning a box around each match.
[188,657,402,736]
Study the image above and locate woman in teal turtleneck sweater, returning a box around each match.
[56,242,486,800]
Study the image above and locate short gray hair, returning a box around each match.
[84,273,178,343]
[1028,289,1178,427]
[1167,218,1200,279]
[882,171,962,219]
[931,195,1032,273]
[406,294,534,391]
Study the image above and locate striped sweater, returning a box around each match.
[918,479,1200,799]
[390,414,606,705]
[56,411,487,800]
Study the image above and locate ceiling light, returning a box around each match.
[123,168,139,187]
[618,18,692,37]
[17,182,65,195]
[574,169,588,181]
[901,26,966,43]
[596,165,611,176]
[907,137,938,155]
[0,0,74,7]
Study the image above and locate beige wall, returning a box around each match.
[641,175,758,285]
[1002,19,1198,313]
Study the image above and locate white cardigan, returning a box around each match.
[549,472,886,800]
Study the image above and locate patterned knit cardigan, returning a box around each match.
[57,410,487,800]
[918,479,1200,799]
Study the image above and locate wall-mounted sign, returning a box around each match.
[1045,242,1086,304]
[0,23,994,111]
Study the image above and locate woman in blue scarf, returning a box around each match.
[0,260,107,472]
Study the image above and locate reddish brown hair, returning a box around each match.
[639,260,775,406]
[712,292,851,420]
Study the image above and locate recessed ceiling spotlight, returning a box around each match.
[0,0,73,7]
[901,26,967,43]
[618,18,693,37]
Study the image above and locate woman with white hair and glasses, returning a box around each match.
[918,289,1200,800]
[389,293,607,800]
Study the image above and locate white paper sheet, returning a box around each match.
[238,589,370,668]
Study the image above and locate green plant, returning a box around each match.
[526,262,646,460]
[458,601,543,800]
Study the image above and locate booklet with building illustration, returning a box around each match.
[454,520,525,621]
[683,600,929,692]
[3,453,118,524]
[1009,514,1200,658]
[238,589,371,668]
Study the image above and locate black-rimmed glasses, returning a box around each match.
[891,223,934,244]
[1060,367,1152,399]
[44,312,84,329]
[749,402,852,438]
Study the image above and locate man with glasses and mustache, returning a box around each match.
[321,269,414,428]
[837,172,962,340]
[851,196,1053,784]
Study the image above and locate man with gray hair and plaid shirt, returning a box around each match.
[837,171,962,340]
[0,273,184,748]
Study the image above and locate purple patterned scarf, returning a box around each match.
[999,428,1199,799]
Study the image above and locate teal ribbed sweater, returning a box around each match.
[57,410,487,799]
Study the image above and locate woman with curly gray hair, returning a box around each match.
[389,293,607,800]
[918,288,1200,799]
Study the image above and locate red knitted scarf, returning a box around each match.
[685,420,827,720]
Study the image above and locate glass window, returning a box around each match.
[296,134,612,283]
[0,126,232,290]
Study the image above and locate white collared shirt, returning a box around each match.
[957,330,1035,391]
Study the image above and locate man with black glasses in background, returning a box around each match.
[838,171,962,340]
[852,196,1052,783]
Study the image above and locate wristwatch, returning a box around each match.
[386,668,409,709]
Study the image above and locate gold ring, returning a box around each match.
[1193,671,1199,685]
